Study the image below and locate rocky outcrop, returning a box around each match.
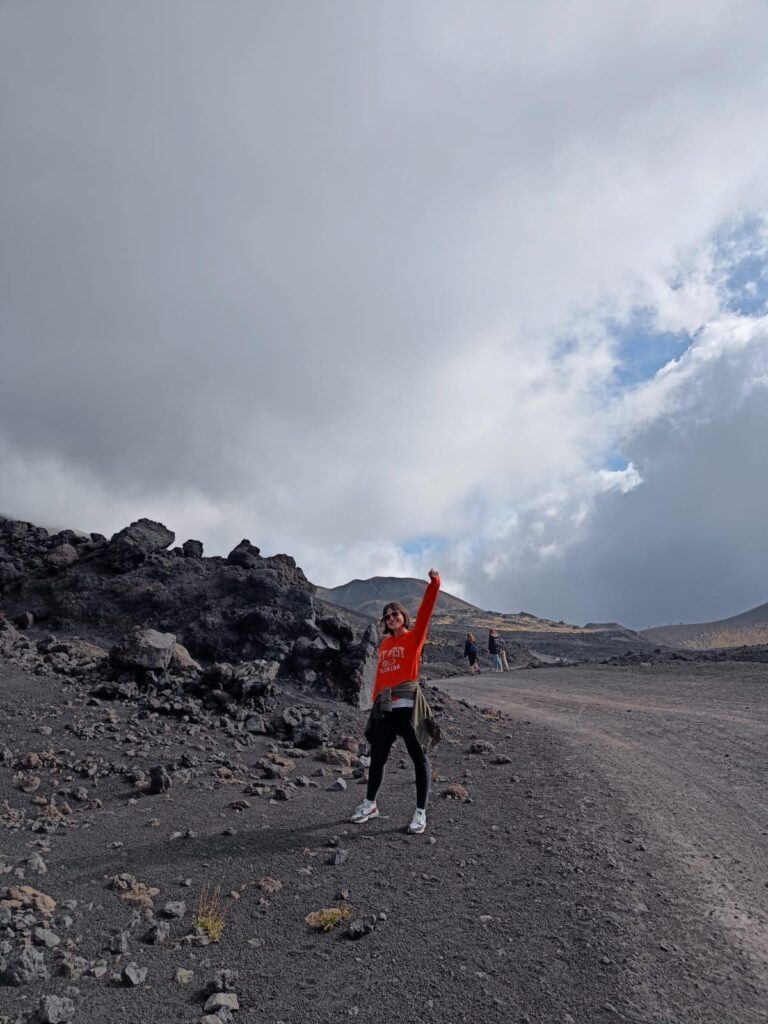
[104,519,175,572]
[110,629,177,671]
[0,516,376,705]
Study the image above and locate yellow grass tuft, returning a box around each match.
[679,626,768,650]
[194,883,226,942]
[305,905,352,931]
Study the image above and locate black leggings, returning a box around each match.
[366,707,430,810]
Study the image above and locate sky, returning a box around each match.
[1,0,768,629]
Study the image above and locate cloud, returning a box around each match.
[454,304,768,627]
[1,1,768,625]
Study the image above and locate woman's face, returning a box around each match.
[384,607,405,633]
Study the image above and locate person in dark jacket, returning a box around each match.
[464,632,479,674]
[488,629,502,672]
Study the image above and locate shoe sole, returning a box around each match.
[352,810,380,824]
[407,824,426,835]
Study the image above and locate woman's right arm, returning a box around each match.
[411,569,441,644]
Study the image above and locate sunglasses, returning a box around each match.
[384,610,403,620]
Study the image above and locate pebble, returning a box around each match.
[33,927,61,948]
[121,962,147,986]
[1,947,49,985]
[346,916,376,940]
[37,994,75,1024]
[176,967,194,984]
[203,991,240,1013]
[330,778,347,792]
[143,921,170,944]
[109,930,130,954]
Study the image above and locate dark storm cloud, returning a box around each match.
[2,1,768,624]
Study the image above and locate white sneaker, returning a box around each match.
[351,799,379,824]
[408,809,427,835]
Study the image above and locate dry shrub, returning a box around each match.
[305,906,352,932]
[258,877,283,894]
[680,626,768,650]
[440,783,469,802]
[195,883,226,942]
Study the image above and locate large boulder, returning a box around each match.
[0,518,52,590]
[110,628,177,670]
[227,539,261,569]
[182,539,203,559]
[105,519,175,572]
[286,611,379,707]
[47,544,79,570]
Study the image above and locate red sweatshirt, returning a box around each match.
[372,575,441,701]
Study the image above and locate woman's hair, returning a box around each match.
[380,601,411,635]
[466,632,476,641]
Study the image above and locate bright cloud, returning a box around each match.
[1,1,768,627]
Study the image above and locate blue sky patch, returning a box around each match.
[714,214,768,316]
[608,308,691,387]
[401,535,446,556]
[603,453,629,472]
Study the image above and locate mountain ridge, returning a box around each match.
[641,601,768,649]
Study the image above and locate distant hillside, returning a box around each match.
[315,575,655,666]
[641,601,768,650]
[315,576,478,619]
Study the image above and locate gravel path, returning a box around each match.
[437,662,768,1020]
[2,661,767,1023]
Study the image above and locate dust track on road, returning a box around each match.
[437,662,768,979]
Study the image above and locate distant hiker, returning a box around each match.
[488,629,502,672]
[497,635,510,671]
[351,569,442,835]
[464,632,479,674]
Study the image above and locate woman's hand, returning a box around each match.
[428,568,440,581]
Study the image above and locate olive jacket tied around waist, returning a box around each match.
[364,680,442,754]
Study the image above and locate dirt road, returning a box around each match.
[437,662,768,994]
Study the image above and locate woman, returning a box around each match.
[464,632,479,674]
[351,569,441,835]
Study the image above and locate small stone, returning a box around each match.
[27,852,48,874]
[440,783,469,802]
[468,740,494,754]
[204,968,238,993]
[1,947,48,985]
[162,901,186,918]
[203,991,240,1013]
[121,962,147,986]
[330,778,347,792]
[327,849,349,867]
[109,929,130,954]
[33,927,60,948]
[175,967,194,985]
[37,994,75,1023]
[143,921,170,944]
[148,765,171,794]
[345,916,376,940]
